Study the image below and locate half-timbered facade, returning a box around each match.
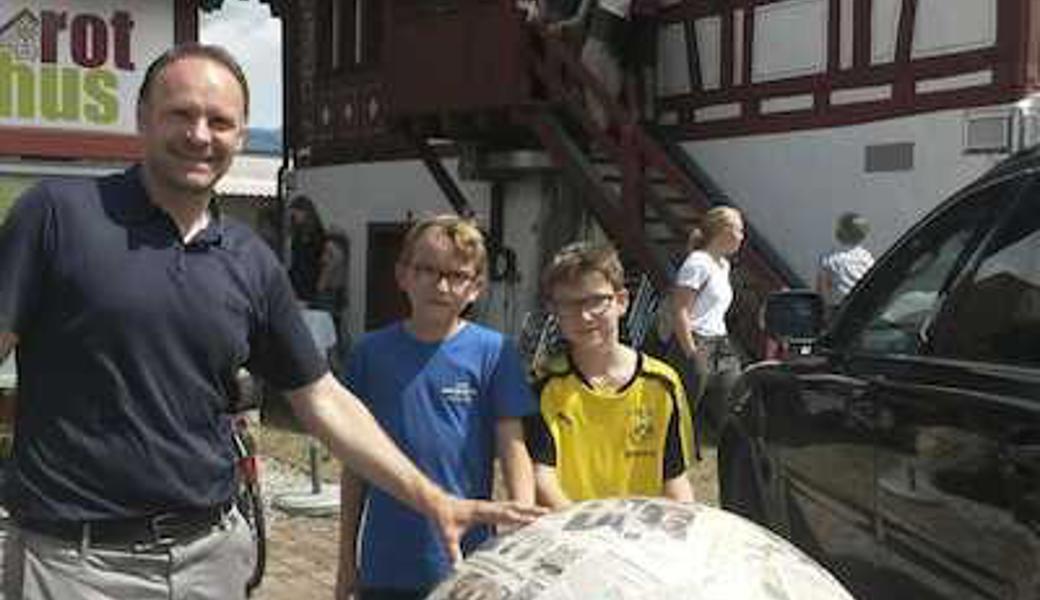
[278,0,1040,346]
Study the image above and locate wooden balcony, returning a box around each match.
[386,0,533,118]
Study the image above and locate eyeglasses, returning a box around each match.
[551,293,616,318]
[410,263,476,291]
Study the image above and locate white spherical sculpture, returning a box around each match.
[427,498,854,600]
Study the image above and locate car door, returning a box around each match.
[776,173,1018,598]
[764,349,880,599]
[871,174,1040,600]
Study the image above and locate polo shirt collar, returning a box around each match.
[193,210,226,247]
[118,166,226,248]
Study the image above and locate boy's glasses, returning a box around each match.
[552,293,616,318]
[410,263,475,291]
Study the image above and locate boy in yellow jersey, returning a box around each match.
[526,242,695,507]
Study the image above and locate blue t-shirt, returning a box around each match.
[346,321,535,590]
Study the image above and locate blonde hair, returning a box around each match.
[541,242,625,299]
[397,214,487,277]
[686,206,742,251]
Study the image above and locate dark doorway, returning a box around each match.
[365,222,411,330]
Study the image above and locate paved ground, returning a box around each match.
[253,514,339,599]
[248,450,341,600]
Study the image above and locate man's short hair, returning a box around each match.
[541,242,625,299]
[398,214,488,277]
[835,212,870,245]
[137,42,250,119]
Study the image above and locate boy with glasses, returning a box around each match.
[337,215,537,600]
[526,242,695,508]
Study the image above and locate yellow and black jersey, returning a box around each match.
[525,352,694,501]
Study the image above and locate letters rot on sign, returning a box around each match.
[0,2,175,133]
[38,10,136,70]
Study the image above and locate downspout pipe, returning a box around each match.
[273,0,293,265]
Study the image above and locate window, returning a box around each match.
[844,180,1017,355]
[933,182,1040,366]
[331,0,355,72]
[359,0,383,67]
[318,0,382,74]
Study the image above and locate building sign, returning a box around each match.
[0,1,174,134]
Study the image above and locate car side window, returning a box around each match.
[932,182,1040,366]
[845,181,1015,355]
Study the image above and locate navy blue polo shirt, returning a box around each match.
[0,167,327,521]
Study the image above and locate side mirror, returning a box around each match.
[764,290,824,342]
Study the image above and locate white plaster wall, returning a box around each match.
[473,177,545,336]
[683,107,1010,284]
[294,160,545,338]
[752,0,828,83]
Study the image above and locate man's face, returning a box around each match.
[550,271,627,351]
[396,229,482,325]
[137,56,246,197]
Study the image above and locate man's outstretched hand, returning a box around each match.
[431,496,548,563]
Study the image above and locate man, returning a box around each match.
[0,44,540,599]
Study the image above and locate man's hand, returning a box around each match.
[430,496,547,563]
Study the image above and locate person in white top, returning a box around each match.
[817,212,874,310]
[669,207,745,445]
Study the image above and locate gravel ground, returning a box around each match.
[250,452,341,600]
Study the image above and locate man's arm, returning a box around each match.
[336,466,365,600]
[0,333,17,363]
[288,374,544,562]
[495,418,535,505]
[533,464,573,510]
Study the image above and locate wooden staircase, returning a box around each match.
[522,25,803,360]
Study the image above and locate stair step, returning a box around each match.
[600,171,671,185]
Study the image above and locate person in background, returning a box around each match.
[337,215,537,600]
[628,0,660,122]
[288,194,326,302]
[546,0,660,125]
[817,212,874,311]
[315,227,352,363]
[538,0,583,22]
[526,242,694,508]
[669,206,745,447]
[546,0,627,129]
[0,44,541,600]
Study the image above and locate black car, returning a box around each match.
[718,148,1040,600]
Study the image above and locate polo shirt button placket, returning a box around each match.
[175,243,187,277]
